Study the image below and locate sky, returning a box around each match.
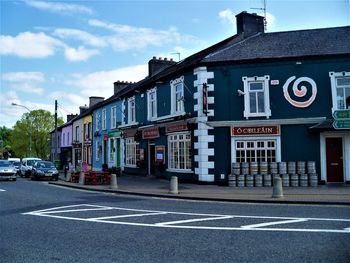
[1,0,349,128]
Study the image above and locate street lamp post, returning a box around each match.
[11,103,32,156]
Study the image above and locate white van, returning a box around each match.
[20,158,42,177]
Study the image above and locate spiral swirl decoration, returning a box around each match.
[283,76,317,108]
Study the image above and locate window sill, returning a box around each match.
[166,168,193,174]
[118,122,139,129]
[125,165,137,168]
[153,112,186,122]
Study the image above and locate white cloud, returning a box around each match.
[64,46,100,62]
[2,72,44,83]
[65,64,148,98]
[0,91,53,128]
[266,12,276,29]
[49,91,86,106]
[53,28,107,47]
[88,19,198,51]
[0,32,63,58]
[24,0,93,15]
[2,71,45,95]
[218,9,236,26]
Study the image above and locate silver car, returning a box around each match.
[0,160,17,181]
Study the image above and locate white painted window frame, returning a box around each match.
[102,109,107,130]
[125,137,138,167]
[111,106,117,129]
[231,136,281,164]
[128,96,136,124]
[95,113,100,132]
[147,88,158,120]
[95,140,99,161]
[242,75,271,119]
[167,132,192,172]
[329,71,350,113]
[170,76,185,115]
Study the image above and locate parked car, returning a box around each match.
[8,158,21,175]
[31,161,59,181]
[20,158,42,177]
[0,160,17,181]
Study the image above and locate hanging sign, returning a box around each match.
[166,123,188,133]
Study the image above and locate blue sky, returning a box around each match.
[1,0,349,128]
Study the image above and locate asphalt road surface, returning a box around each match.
[1,178,350,263]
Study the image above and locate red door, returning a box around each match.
[326,138,344,182]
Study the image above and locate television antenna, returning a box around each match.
[251,0,267,30]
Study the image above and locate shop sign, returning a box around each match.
[123,129,136,138]
[142,127,160,139]
[108,130,121,138]
[166,123,188,133]
[231,125,280,136]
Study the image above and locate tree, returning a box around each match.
[0,126,13,158]
[9,110,64,159]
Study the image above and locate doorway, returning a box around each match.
[148,142,155,176]
[326,137,344,182]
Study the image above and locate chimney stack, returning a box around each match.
[236,11,264,38]
[114,81,131,95]
[79,105,89,114]
[148,57,177,77]
[89,96,104,108]
[67,114,77,122]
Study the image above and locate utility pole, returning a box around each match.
[54,100,58,161]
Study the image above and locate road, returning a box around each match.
[1,178,350,263]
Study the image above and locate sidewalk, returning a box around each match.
[50,173,350,205]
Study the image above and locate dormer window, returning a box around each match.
[170,76,185,115]
[242,75,271,119]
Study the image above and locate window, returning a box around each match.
[242,76,271,118]
[102,109,107,130]
[125,137,138,166]
[109,138,115,162]
[168,133,192,171]
[67,132,70,145]
[128,97,136,124]
[88,146,92,165]
[111,106,117,129]
[75,126,79,141]
[88,123,92,139]
[95,113,100,131]
[84,123,88,140]
[63,133,66,146]
[95,140,99,161]
[147,88,157,120]
[330,72,350,112]
[170,76,185,114]
[235,140,276,163]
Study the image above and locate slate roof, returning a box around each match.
[203,26,350,63]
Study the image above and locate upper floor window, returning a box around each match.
[128,97,136,124]
[330,71,350,112]
[170,76,185,115]
[242,75,271,119]
[75,126,79,141]
[147,88,157,120]
[88,123,92,139]
[67,132,70,145]
[95,113,100,131]
[84,123,89,140]
[102,109,107,130]
[111,106,117,129]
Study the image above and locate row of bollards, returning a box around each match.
[68,172,281,199]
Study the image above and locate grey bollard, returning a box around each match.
[79,171,85,185]
[66,170,71,182]
[110,174,118,189]
[169,176,178,194]
[272,176,283,198]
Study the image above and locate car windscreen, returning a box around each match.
[38,162,56,168]
[27,160,39,166]
[0,161,11,167]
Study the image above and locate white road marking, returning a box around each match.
[22,204,350,234]
[157,216,234,226]
[89,212,168,221]
[0,189,6,192]
[241,219,308,229]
